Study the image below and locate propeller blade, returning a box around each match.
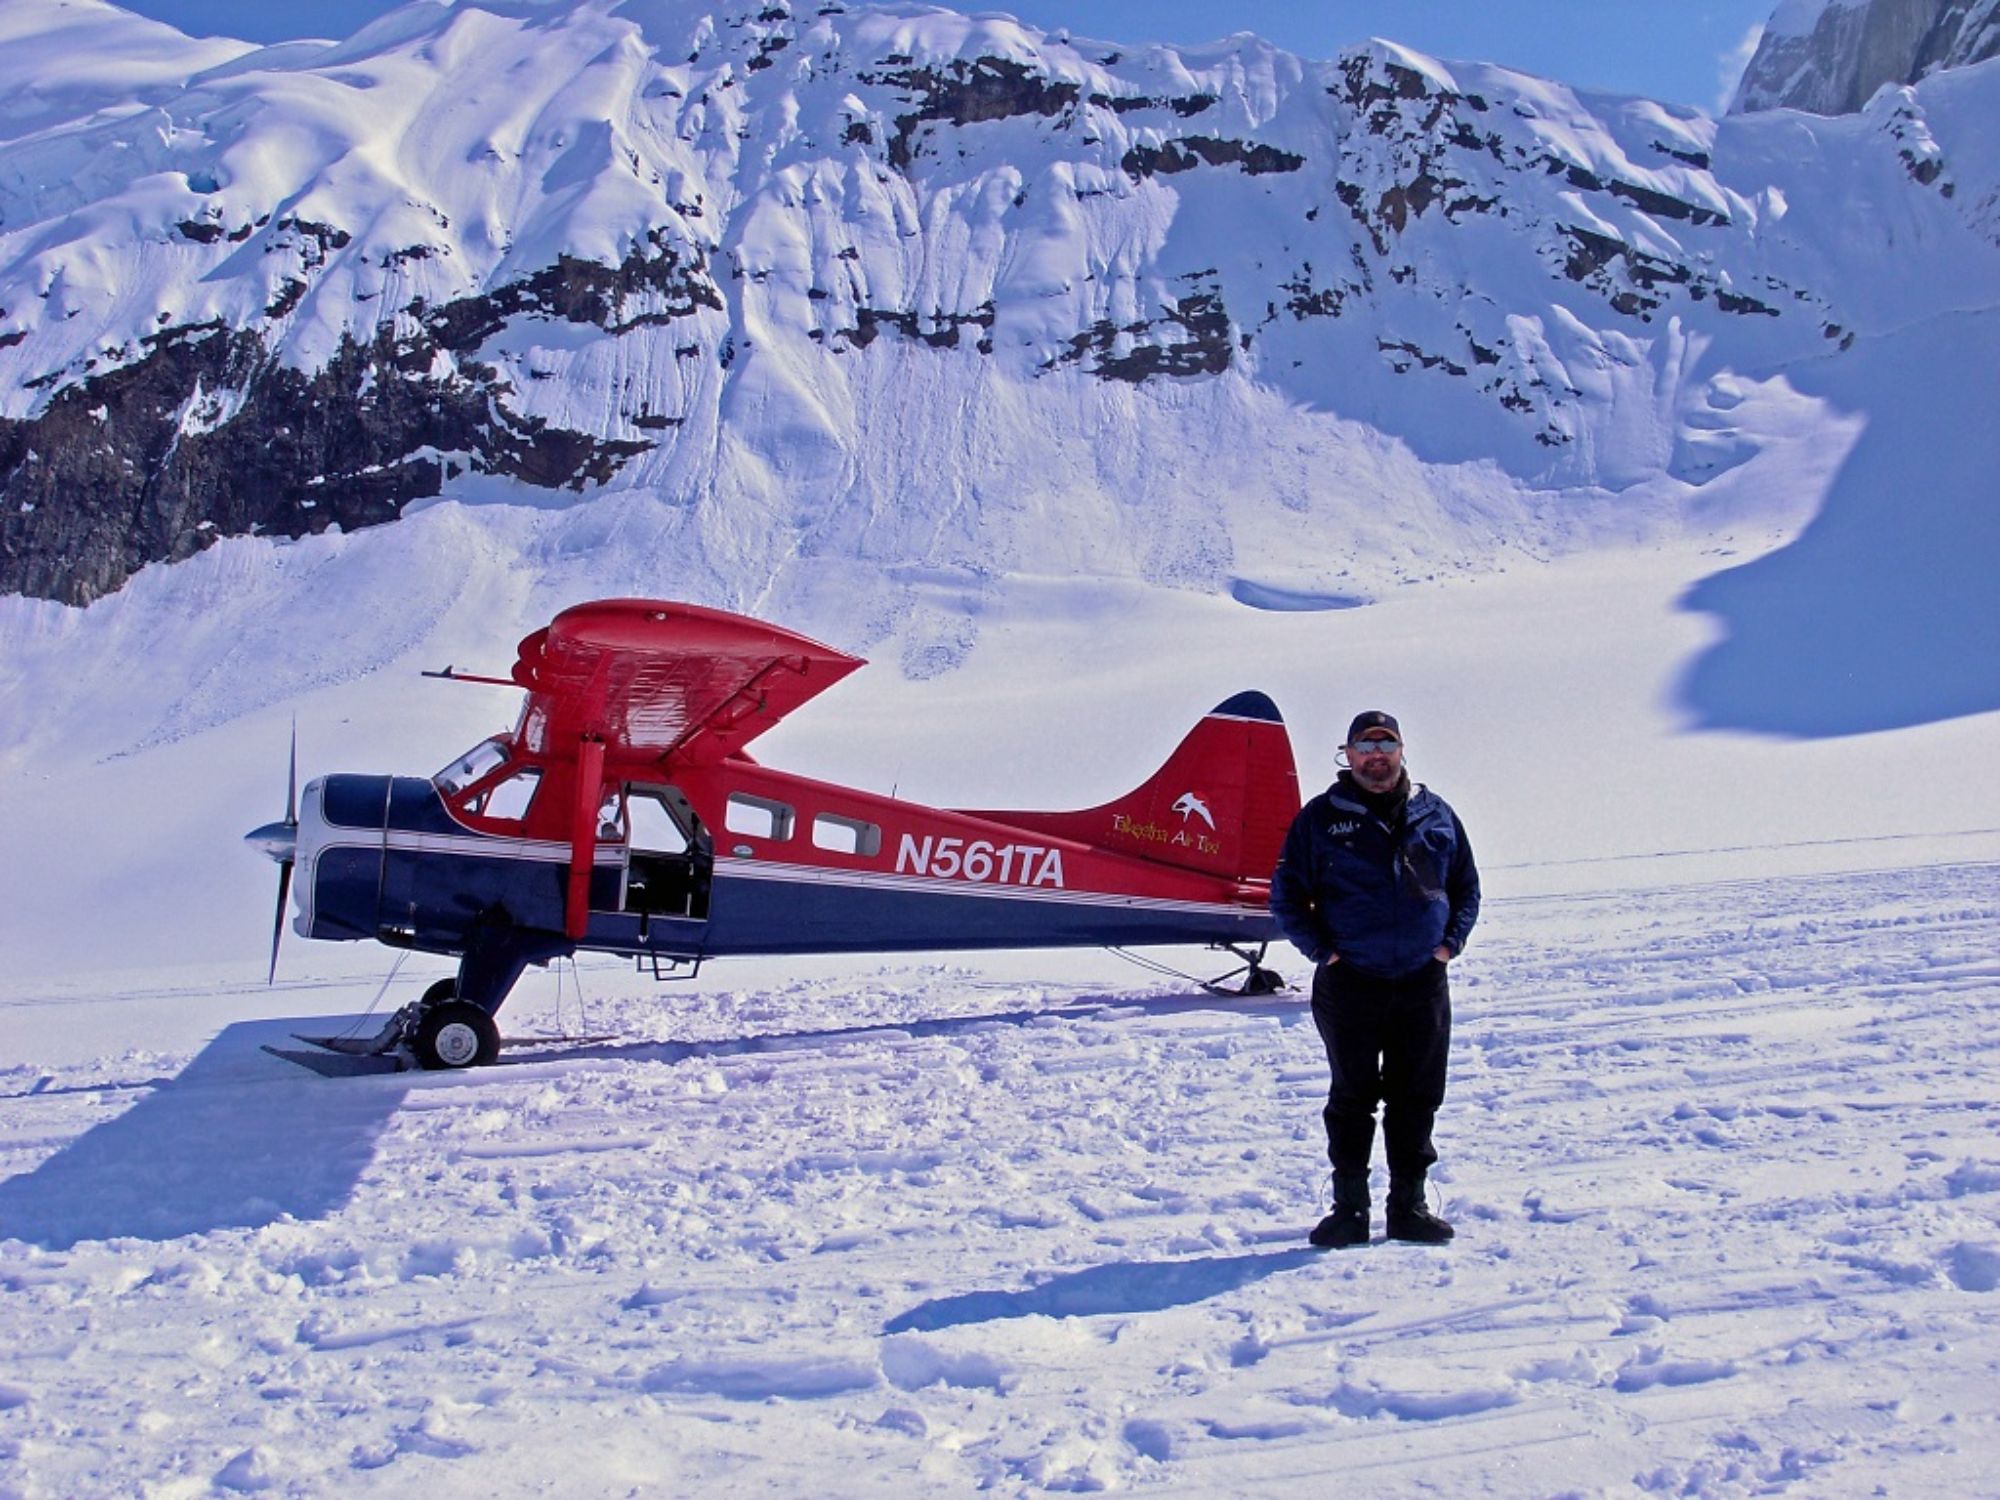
[286,717,299,829]
[268,858,294,985]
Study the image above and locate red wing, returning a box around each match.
[510,599,863,768]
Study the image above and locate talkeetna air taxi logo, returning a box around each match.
[1111,790,1222,857]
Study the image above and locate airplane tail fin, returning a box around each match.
[961,692,1301,883]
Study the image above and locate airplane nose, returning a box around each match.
[244,820,297,863]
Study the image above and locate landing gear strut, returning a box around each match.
[295,936,554,1069]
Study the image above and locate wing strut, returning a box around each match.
[566,737,606,940]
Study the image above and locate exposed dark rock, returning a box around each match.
[1902,146,1946,183]
[264,279,309,321]
[1653,140,1712,170]
[1044,292,1233,382]
[1715,288,1780,316]
[409,230,722,352]
[838,303,996,352]
[273,217,352,267]
[1562,227,1628,282]
[864,56,1080,171]
[1374,174,1441,233]
[1558,227,1741,319]
[1378,338,1468,377]
[1120,136,1306,180]
[1087,91,1217,117]
[1280,266,1345,320]
[1336,56,1433,112]
[0,241,717,604]
[1611,178,1727,226]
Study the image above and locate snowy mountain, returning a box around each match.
[2,9,1999,1492]
[1731,0,2000,114]
[2,0,1996,624]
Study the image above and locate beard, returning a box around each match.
[1350,758,1401,793]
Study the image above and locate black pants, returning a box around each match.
[1309,958,1452,1180]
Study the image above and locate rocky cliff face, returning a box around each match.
[1732,0,2000,114]
[2,0,1996,609]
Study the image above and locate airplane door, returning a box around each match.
[619,784,712,922]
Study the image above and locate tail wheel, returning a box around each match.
[413,998,501,1070]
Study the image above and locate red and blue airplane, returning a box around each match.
[245,599,1301,1069]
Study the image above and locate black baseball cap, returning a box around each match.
[1346,710,1401,743]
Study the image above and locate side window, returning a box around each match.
[468,768,541,821]
[812,812,882,857]
[725,793,794,842]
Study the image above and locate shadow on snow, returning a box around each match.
[0,1015,412,1250]
[884,1247,1321,1334]
[1677,311,2000,738]
[546,986,1302,1070]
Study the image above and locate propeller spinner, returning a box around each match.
[242,722,299,983]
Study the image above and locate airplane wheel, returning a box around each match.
[413,999,500,1070]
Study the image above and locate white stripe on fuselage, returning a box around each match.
[713,857,1258,918]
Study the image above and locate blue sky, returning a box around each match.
[121,1,1779,112]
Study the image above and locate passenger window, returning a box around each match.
[725,793,794,841]
[812,812,882,857]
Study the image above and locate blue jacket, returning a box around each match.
[1270,775,1480,978]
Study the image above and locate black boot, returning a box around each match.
[1309,1172,1371,1249]
[1386,1176,1454,1243]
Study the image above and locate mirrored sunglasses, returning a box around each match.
[1348,737,1401,755]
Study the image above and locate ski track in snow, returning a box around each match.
[2,859,1997,1496]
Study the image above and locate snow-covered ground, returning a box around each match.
[3,847,1997,1495]
[3,529,1998,1495]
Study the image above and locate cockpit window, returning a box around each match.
[435,736,511,796]
[470,768,542,822]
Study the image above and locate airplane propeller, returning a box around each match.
[242,721,300,984]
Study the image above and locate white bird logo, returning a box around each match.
[1172,791,1215,829]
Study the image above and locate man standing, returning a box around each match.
[1270,711,1480,1248]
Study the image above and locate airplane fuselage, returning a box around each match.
[295,765,1279,980]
